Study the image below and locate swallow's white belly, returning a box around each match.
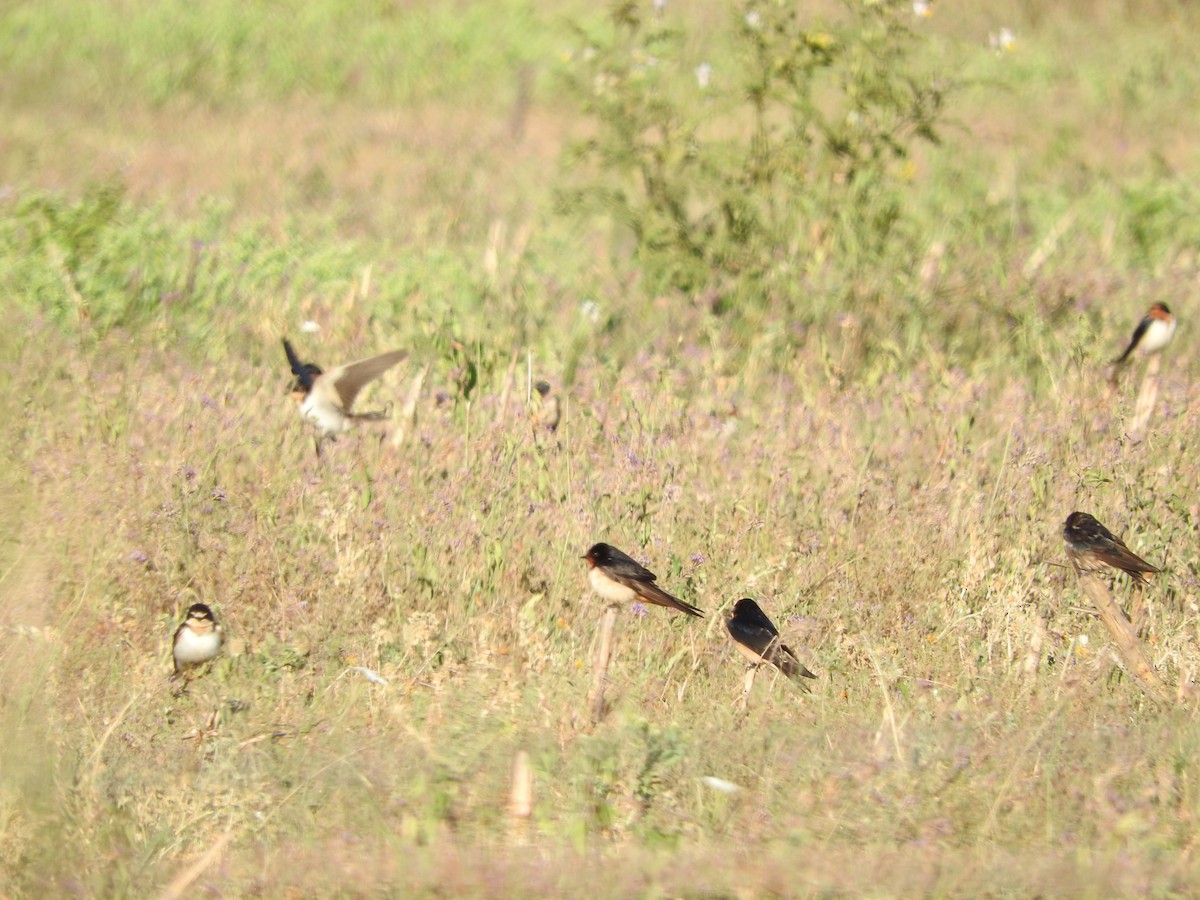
[174,625,222,667]
[588,567,638,604]
[300,394,350,436]
[1139,317,1176,355]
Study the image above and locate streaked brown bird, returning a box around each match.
[283,338,407,455]
[725,598,816,681]
[582,543,704,618]
[1062,511,1160,585]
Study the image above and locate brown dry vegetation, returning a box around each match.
[4,1,1200,896]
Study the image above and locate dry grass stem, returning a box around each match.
[508,750,534,821]
[158,826,236,900]
[1129,354,1161,439]
[588,605,619,724]
[1077,573,1169,702]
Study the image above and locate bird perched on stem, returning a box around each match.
[582,543,703,618]
[1113,302,1175,367]
[1062,511,1160,585]
[725,598,816,681]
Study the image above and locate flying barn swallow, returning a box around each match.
[1062,511,1160,584]
[172,603,224,675]
[283,338,407,453]
[582,543,704,617]
[725,598,816,681]
[1113,302,1175,365]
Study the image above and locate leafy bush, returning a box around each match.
[558,0,951,303]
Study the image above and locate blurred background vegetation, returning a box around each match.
[3,0,1200,894]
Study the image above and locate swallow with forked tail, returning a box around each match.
[726,598,815,681]
[1113,302,1175,366]
[582,543,703,618]
[1062,511,1160,585]
[173,603,223,675]
[283,338,407,453]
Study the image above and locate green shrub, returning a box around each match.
[557,0,951,302]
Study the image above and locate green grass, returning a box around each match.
[2,0,574,109]
[4,0,1200,895]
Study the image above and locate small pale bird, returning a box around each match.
[173,603,224,675]
[582,543,704,617]
[1113,302,1175,366]
[282,338,407,454]
[725,598,816,681]
[1062,511,1160,585]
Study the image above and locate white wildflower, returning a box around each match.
[989,28,1016,52]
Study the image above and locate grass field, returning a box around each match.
[4,0,1200,895]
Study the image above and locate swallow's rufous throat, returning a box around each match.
[1062,511,1160,585]
[726,598,816,681]
[1114,302,1175,365]
[173,603,223,675]
[582,543,703,617]
[283,338,408,451]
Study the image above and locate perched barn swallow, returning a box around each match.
[1113,303,1175,365]
[283,338,407,452]
[173,603,224,675]
[582,543,703,617]
[726,598,816,681]
[1062,511,1160,585]
[530,380,560,433]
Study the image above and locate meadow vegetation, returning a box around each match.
[3,0,1200,894]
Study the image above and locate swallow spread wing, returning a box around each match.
[1062,511,1160,584]
[726,598,815,680]
[282,339,408,449]
[284,339,408,412]
[321,350,410,413]
[583,542,704,618]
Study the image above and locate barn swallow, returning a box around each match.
[282,338,407,452]
[582,543,703,617]
[172,603,223,675]
[530,380,560,433]
[725,598,816,681]
[1062,511,1160,585]
[1114,303,1175,365]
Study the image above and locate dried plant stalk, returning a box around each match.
[509,750,533,820]
[588,605,619,724]
[739,666,757,711]
[1077,572,1168,702]
[1023,613,1047,681]
[1129,354,1161,438]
